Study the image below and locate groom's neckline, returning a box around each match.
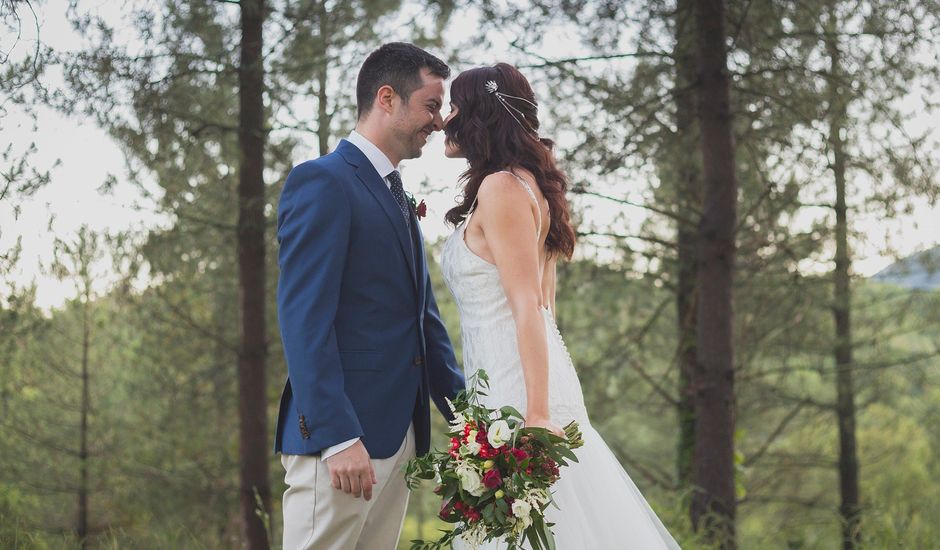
[346,131,396,181]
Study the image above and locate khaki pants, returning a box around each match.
[281,425,415,550]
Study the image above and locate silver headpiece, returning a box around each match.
[484,80,538,135]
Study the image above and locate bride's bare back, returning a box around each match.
[461,169,557,314]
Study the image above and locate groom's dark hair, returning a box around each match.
[356,42,450,120]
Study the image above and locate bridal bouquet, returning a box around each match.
[405,371,584,550]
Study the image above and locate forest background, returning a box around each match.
[2,1,940,549]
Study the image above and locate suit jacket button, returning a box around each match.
[413,355,424,366]
[299,415,310,439]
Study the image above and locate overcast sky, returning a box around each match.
[2,2,939,310]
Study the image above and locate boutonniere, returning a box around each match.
[407,192,428,221]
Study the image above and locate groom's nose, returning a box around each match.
[431,110,444,131]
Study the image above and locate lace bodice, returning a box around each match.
[440,172,589,425]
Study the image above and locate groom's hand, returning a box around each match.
[325,441,377,500]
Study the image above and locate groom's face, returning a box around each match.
[390,68,445,161]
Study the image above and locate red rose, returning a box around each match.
[416,199,427,220]
[483,469,502,489]
[464,507,482,522]
[439,499,454,519]
[511,448,529,461]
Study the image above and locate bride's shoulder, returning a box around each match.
[477,171,535,209]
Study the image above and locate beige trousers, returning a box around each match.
[281,425,415,550]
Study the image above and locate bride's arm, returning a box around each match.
[475,174,562,435]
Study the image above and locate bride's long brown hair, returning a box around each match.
[444,63,576,259]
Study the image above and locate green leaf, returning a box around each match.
[556,446,578,462]
[543,522,557,550]
[500,405,525,420]
[484,500,496,517]
[525,525,544,550]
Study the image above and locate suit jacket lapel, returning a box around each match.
[351,161,419,293]
[413,213,428,311]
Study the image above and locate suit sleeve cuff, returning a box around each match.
[321,437,360,460]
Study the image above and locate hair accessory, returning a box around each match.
[484,79,539,135]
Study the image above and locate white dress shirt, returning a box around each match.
[321,130,399,461]
[346,129,396,189]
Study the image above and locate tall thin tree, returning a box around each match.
[673,0,701,491]
[824,11,860,548]
[692,0,738,546]
[50,227,104,550]
[237,0,270,547]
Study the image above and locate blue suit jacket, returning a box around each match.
[274,139,466,459]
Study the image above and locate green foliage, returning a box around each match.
[2,1,939,548]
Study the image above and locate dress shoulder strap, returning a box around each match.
[496,170,544,241]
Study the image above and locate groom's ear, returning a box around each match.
[374,84,398,115]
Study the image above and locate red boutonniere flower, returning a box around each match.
[407,192,428,221]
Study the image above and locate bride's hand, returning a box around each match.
[524,415,565,438]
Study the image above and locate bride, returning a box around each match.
[438,63,681,549]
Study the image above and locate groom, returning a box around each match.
[273,42,465,549]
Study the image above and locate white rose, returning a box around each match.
[511,498,532,519]
[456,464,485,496]
[487,420,512,449]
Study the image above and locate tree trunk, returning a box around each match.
[317,63,331,156]
[316,1,331,156]
[674,0,700,491]
[826,31,861,550]
[78,288,90,550]
[691,0,738,547]
[237,1,271,548]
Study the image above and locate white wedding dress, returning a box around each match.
[440,172,681,550]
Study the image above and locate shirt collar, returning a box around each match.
[346,130,396,179]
